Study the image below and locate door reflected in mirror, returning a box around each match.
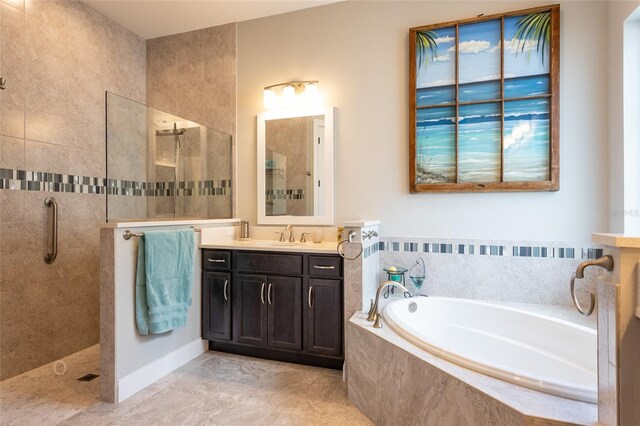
[265,115,324,217]
[257,107,334,225]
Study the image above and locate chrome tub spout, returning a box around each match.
[367,280,412,328]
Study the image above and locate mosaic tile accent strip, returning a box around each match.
[0,168,230,196]
[378,237,603,260]
[363,242,379,259]
[265,189,305,200]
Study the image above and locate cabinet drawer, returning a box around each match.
[203,250,231,270]
[236,252,303,275]
[308,256,342,278]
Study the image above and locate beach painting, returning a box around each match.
[412,7,557,189]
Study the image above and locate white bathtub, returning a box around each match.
[383,297,597,403]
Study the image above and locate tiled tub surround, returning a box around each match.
[0,0,146,380]
[590,234,640,426]
[378,236,603,306]
[347,312,598,425]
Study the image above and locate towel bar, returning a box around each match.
[122,226,202,240]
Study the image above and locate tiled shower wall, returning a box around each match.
[0,0,145,379]
[146,23,236,217]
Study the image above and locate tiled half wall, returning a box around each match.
[370,236,603,307]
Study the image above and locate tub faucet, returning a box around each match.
[367,280,412,329]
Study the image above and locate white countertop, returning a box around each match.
[200,239,339,254]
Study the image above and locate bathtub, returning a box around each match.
[383,297,597,403]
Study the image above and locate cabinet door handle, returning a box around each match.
[223,280,229,301]
[267,283,272,304]
[208,259,225,263]
[308,286,313,309]
[261,282,265,304]
[313,265,335,270]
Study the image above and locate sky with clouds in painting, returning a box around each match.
[416,15,550,89]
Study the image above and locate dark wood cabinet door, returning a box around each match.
[267,276,302,351]
[233,273,268,346]
[202,271,231,341]
[304,279,343,356]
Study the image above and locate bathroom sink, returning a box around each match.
[251,241,303,248]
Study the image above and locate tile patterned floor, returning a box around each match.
[0,345,372,425]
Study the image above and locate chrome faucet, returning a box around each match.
[280,224,295,242]
[575,255,614,278]
[287,224,295,242]
[367,280,412,328]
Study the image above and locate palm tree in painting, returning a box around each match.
[416,31,438,71]
[513,11,551,64]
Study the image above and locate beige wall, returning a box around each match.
[0,0,145,380]
[237,1,609,241]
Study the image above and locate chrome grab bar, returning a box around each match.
[223,280,229,301]
[570,255,614,316]
[337,230,363,260]
[123,226,201,240]
[44,197,58,264]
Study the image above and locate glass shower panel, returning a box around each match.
[106,92,232,221]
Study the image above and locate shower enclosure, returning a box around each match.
[106,92,232,221]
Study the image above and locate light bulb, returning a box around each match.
[304,83,318,104]
[263,88,276,109]
[282,85,295,106]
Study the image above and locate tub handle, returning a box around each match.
[570,273,596,316]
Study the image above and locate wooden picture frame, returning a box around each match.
[409,5,560,193]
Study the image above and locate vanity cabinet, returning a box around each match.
[202,271,231,341]
[201,249,343,369]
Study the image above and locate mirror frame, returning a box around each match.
[257,106,335,225]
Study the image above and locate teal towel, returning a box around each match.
[136,229,195,335]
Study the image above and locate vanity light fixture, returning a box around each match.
[263,80,319,110]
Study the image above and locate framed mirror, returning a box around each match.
[257,106,335,225]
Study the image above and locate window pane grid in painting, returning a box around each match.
[410,6,557,191]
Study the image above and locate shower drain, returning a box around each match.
[77,374,100,382]
[408,302,418,313]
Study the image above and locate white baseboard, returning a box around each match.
[117,338,207,403]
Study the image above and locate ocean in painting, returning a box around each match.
[415,76,550,184]
[416,74,550,106]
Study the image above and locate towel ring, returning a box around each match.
[570,273,596,316]
[337,230,363,260]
